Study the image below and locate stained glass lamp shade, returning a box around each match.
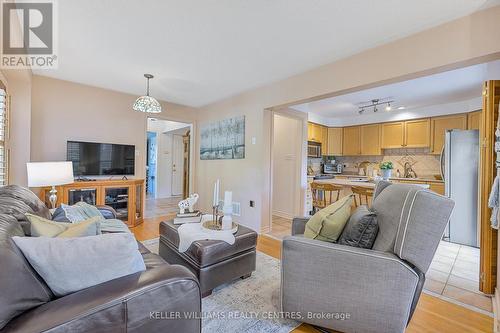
[133,74,162,113]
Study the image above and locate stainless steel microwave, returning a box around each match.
[308,141,321,158]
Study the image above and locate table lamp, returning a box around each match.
[27,161,74,209]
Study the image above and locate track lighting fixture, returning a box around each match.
[357,98,394,115]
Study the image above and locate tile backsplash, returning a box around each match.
[337,148,441,178]
[308,157,323,174]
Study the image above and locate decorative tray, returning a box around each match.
[201,219,238,234]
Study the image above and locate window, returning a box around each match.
[0,83,8,186]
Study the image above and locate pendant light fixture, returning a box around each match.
[133,74,162,113]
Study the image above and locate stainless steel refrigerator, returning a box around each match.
[441,129,479,247]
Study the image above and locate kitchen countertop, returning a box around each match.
[314,178,431,189]
[318,173,444,183]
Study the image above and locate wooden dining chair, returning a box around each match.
[351,186,374,208]
[311,182,343,212]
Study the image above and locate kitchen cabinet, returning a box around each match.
[342,126,361,155]
[307,122,316,141]
[307,122,325,145]
[321,126,329,153]
[360,124,381,155]
[381,122,404,148]
[429,183,445,195]
[381,119,430,149]
[430,114,467,154]
[467,110,482,130]
[405,118,430,148]
[394,179,445,195]
[326,127,343,155]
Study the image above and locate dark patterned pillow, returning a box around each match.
[338,205,378,249]
[51,207,71,222]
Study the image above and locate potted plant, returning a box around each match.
[379,161,394,180]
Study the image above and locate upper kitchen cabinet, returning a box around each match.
[307,122,323,144]
[405,118,430,148]
[320,126,329,152]
[360,124,381,155]
[326,127,342,155]
[307,122,315,141]
[342,126,361,155]
[381,119,430,149]
[430,114,467,154]
[381,122,404,148]
[467,110,482,130]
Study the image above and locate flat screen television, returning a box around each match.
[67,141,135,176]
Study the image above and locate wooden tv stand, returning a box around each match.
[39,179,145,227]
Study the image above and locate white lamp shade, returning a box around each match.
[27,162,74,187]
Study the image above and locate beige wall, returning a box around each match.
[30,75,198,182]
[0,69,33,187]
[0,4,33,186]
[195,6,500,232]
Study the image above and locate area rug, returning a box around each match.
[141,238,299,333]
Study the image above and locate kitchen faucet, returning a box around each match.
[404,162,417,178]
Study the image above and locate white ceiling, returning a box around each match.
[291,60,500,125]
[34,0,500,107]
[147,118,190,133]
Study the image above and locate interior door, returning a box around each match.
[479,80,500,294]
[171,135,184,196]
[272,114,301,218]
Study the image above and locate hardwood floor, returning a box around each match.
[130,196,180,241]
[130,213,173,241]
[256,235,494,333]
[144,196,181,218]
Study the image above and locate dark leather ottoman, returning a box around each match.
[159,220,257,297]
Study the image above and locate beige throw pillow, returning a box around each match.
[304,195,354,242]
[26,214,101,237]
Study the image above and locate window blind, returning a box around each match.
[0,87,8,186]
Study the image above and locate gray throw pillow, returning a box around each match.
[12,233,146,297]
[338,205,378,249]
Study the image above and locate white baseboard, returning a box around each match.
[260,225,271,234]
[272,210,294,220]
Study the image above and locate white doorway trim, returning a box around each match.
[145,117,195,199]
[171,134,184,196]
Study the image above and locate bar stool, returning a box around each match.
[311,182,343,213]
[351,186,374,208]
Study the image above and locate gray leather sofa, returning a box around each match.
[281,181,454,333]
[0,185,201,333]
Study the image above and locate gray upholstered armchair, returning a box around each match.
[281,181,454,333]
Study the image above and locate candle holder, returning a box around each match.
[211,204,222,229]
